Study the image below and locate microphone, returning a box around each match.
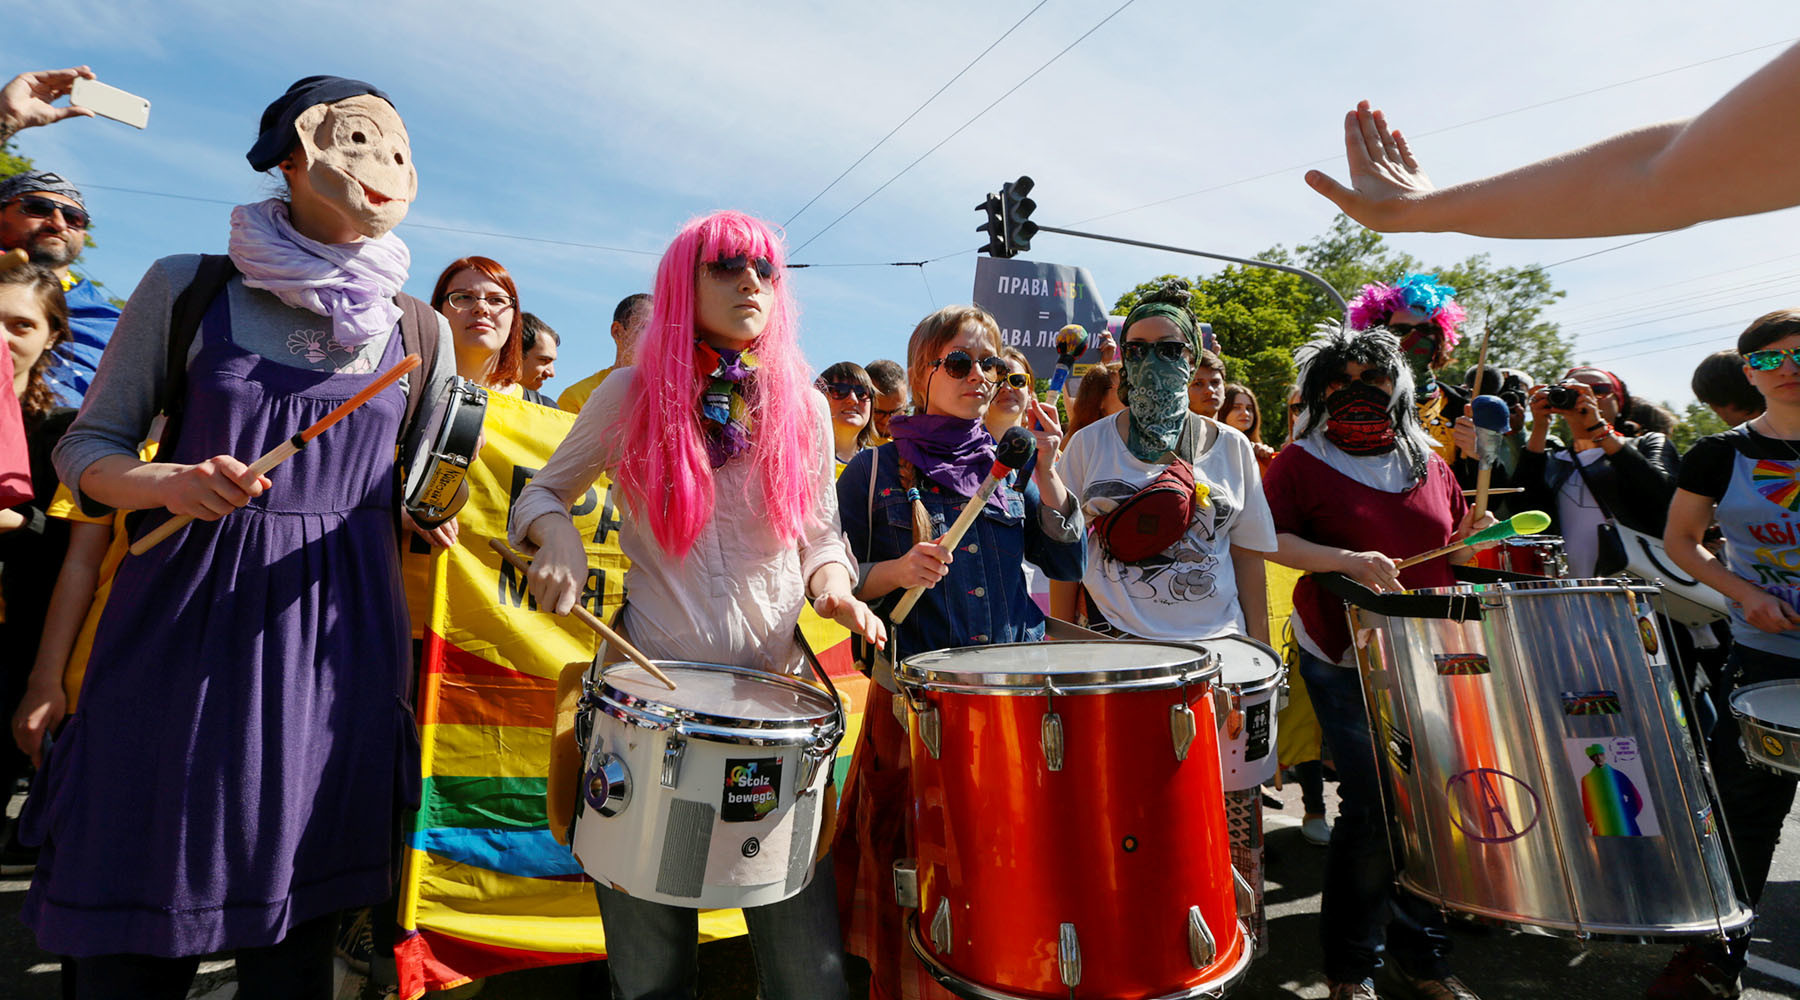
[1470,394,1509,518]
[890,426,1036,624]
[1041,324,1089,411]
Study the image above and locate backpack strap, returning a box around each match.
[157,254,240,457]
[394,292,440,443]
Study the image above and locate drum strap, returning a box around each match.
[1315,571,1485,622]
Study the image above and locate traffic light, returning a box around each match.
[1001,175,1037,256]
[976,191,1007,258]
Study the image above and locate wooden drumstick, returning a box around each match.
[890,426,1036,625]
[1394,510,1551,570]
[129,353,421,556]
[487,538,678,691]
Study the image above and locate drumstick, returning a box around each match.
[0,248,28,272]
[130,353,421,555]
[487,538,678,691]
[1394,510,1551,571]
[1461,487,1523,497]
[890,426,1037,625]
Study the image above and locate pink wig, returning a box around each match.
[615,210,819,558]
[1347,273,1467,350]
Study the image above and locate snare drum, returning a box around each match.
[895,641,1253,1000]
[1471,535,1568,578]
[401,375,486,528]
[569,659,843,909]
[1215,635,1285,791]
[1346,578,1751,940]
[1729,679,1800,777]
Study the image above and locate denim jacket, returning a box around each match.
[837,443,1085,663]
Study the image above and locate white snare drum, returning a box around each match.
[1729,679,1800,777]
[570,659,843,909]
[1214,635,1285,792]
[401,375,486,528]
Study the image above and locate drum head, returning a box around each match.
[1212,635,1283,689]
[1730,680,1800,736]
[601,662,836,728]
[899,640,1216,693]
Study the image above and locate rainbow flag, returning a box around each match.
[395,393,865,997]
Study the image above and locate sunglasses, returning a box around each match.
[1746,348,1800,372]
[816,380,871,402]
[703,254,778,282]
[931,349,1006,381]
[1121,341,1192,364]
[10,194,89,230]
[1389,321,1440,341]
[997,371,1031,389]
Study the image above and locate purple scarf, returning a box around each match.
[888,413,1004,509]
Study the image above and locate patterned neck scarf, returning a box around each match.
[697,339,758,468]
[1122,350,1194,462]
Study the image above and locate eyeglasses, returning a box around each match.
[931,349,1005,381]
[445,290,516,312]
[1121,341,1191,364]
[816,380,871,402]
[1746,349,1800,371]
[703,254,778,282]
[10,194,89,231]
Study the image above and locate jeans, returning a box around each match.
[1292,758,1327,816]
[593,852,848,1000]
[68,912,336,1000]
[1298,650,1451,985]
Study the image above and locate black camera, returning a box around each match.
[1545,384,1584,410]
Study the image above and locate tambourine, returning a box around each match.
[402,376,486,528]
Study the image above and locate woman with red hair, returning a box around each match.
[511,209,883,998]
[430,255,526,396]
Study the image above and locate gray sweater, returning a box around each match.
[53,253,456,513]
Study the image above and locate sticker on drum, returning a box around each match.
[722,758,782,822]
[1434,653,1490,676]
[1762,734,1786,759]
[1561,690,1622,716]
[1639,616,1660,656]
[1563,737,1662,837]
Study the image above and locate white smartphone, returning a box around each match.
[70,78,150,130]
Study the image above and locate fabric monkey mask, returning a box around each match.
[288,95,416,238]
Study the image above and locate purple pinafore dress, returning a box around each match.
[21,290,418,958]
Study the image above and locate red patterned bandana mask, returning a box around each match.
[1323,381,1398,455]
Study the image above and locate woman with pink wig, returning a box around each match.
[510,210,882,999]
[1347,273,1468,464]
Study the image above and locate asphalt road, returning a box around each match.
[5,779,1796,999]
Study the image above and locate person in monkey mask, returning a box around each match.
[21,76,455,998]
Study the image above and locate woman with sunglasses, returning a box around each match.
[817,360,876,472]
[1659,309,1800,999]
[832,304,1081,1000]
[1513,364,1678,578]
[982,345,1037,439]
[1053,282,1277,644]
[512,210,882,1000]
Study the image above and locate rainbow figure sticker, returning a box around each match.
[1752,458,1800,511]
[1565,737,1660,837]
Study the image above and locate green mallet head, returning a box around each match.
[1464,510,1551,548]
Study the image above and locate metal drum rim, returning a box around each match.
[590,660,840,739]
[1213,634,1285,693]
[905,916,1255,1000]
[1395,875,1754,942]
[896,639,1220,694]
[1727,679,1800,738]
[1404,576,1659,599]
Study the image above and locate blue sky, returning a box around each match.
[7,2,1800,410]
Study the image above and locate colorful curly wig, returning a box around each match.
[1347,273,1466,349]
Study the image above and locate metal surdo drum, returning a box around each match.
[570,659,843,909]
[1215,635,1285,791]
[1729,679,1800,777]
[400,375,486,528]
[1470,535,1568,578]
[1345,578,1751,940]
[894,641,1254,1000]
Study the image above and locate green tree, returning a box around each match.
[1668,400,1727,453]
[1437,254,1571,380]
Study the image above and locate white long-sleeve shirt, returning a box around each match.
[509,367,854,674]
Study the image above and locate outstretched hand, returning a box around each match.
[0,67,98,133]
[1304,101,1435,231]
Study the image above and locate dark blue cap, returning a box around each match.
[246,76,394,171]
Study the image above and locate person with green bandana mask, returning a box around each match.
[1052,280,1276,644]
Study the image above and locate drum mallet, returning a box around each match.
[0,248,28,272]
[890,426,1037,624]
[1470,394,1510,519]
[488,539,677,690]
[130,353,421,556]
[1394,510,1551,571]
[1041,324,1089,412]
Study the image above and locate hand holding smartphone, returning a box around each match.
[70,77,150,129]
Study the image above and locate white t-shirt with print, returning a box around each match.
[1058,413,1278,640]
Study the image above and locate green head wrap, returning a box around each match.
[1120,281,1202,358]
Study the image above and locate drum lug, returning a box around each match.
[892,859,919,909]
[918,707,942,760]
[1187,904,1217,967]
[1169,702,1197,762]
[930,897,953,955]
[1232,866,1255,918]
[1041,711,1065,772]
[585,752,632,817]
[660,730,687,789]
[1212,684,1230,725]
[1057,922,1082,988]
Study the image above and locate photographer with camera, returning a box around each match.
[1515,366,1679,578]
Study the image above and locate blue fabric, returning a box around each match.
[408,827,586,879]
[45,278,120,406]
[837,442,1084,663]
[1298,650,1452,984]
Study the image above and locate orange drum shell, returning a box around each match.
[908,681,1244,998]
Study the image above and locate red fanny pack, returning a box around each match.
[1093,415,1209,565]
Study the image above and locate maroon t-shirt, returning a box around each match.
[1264,443,1469,662]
